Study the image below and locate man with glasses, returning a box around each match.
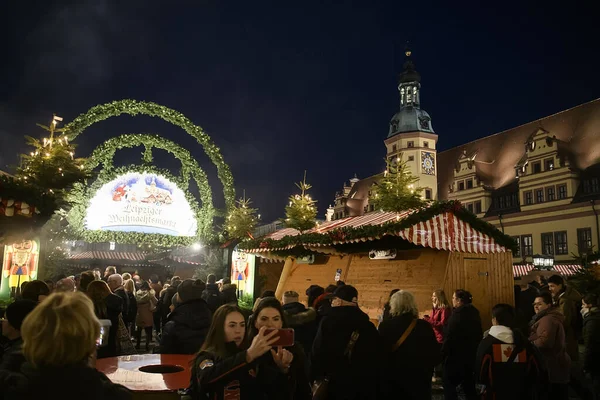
[529,292,571,400]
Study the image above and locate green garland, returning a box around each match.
[238,201,518,254]
[67,165,209,246]
[62,99,235,212]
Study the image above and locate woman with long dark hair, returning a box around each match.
[191,304,289,399]
[248,297,312,400]
[86,280,122,358]
[475,304,544,399]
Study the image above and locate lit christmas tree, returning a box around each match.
[285,171,317,233]
[371,156,424,213]
[225,192,260,240]
[15,115,90,196]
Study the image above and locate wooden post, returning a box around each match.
[275,257,294,300]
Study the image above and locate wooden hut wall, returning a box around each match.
[256,259,285,294]
[270,249,514,329]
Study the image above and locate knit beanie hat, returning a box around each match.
[5,299,37,330]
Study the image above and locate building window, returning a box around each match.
[557,184,567,199]
[513,236,521,258]
[554,231,568,255]
[546,186,555,201]
[467,203,473,213]
[423,141,429,148]
[425,189,432,200]
[544,158,554,171]
[475,201,482,214]
[109,241,116,251]
[458,181,465,191]
[498,196,505,209]
[407,141,414,148]
[466,179,473,189]
[577,228,593,254]
[524,191,533,205]
[370,204,375,212]
[392,144,397,152]
[532,162,542,174]
[521,235,533,257]
[535,189,544,203]
[408,155,414,161]
[541,233,554,255]
[584,178,600,194]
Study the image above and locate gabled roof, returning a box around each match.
[437,98,600,198]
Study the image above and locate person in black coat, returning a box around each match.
[378,290,440,400]
[442,289,483,400]
[159,279,212,354]
[311,285,381,400]
[108,274,130,323]
[475,304,545,400]
[0,300,37,372]
[220,279,238,305]
[86,280,123,359]
[123,279,138,336]
[161,278,181,325]
[582,293,600,398]
[202,274,224,313]
[281,291,318,359]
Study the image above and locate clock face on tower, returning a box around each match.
[421,152,436,175]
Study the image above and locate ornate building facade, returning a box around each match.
[330,50,600,266]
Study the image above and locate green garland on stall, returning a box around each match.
[67,165,209,246]
[238,201,518,254]
[62,99,235,212]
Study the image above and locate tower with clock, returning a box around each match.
[383,46,439,201]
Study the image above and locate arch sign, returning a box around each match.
[85,171,197,237]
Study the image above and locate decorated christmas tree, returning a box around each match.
[285,171,317,233]
[225,193,260,240]
[371,156,425,213]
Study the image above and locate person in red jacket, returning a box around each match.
[424,289,452,383]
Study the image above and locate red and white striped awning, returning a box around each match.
[68,251,147,261]
[251,211,506,254]
[513,264,581,277]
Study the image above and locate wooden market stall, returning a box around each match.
[240,201,516,329]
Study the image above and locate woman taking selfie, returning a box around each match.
[191,304,290,400]
[248,297,312,400]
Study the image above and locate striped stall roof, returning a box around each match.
[513,264,581,277]
[68,251,148,261]
[253,210,506,254]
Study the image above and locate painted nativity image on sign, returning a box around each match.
[85,172,197,236]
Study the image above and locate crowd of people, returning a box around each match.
[0,269,599,400]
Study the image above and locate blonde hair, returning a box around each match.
[122,272,132,281]
[433,289,450,309]
[390,290,419,318]
[21,292,100,368]
[124,279,135,293]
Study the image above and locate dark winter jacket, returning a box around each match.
[442,303,483,373]
[529,307,571,384]
[583,307,600,372]
[0,362,131,400]
[125,291,137,325]
[553,285,582,362]
[282,302,318,356]
[313,293,332,326]
[201,284,224,313]
[378,313,441,400]
[515,286,539,335]
[220,284,238,305]
[191,343,289,400]
[113,287,130,322]
[426,306,451,344]
[97,293,123,359]
[159,299,212,354]
[311,305,381,400]
[0,338,25,372]
[475,325,545,400]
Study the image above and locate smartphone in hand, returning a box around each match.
[264,328,295,347]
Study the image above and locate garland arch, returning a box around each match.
[62,99,235,212]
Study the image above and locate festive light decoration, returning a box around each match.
[239,200,518,254]
[225,193,260,240]
[61,99,235,212]
[371,156,424,212]
[284,171,317,233]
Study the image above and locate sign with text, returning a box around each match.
[85,172,197,236]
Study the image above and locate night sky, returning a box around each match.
[2,1,599,223]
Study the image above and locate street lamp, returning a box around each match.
[533,254,554,270]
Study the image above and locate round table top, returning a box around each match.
[96,354,194,392]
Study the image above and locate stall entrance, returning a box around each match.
[464,257,491,328]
